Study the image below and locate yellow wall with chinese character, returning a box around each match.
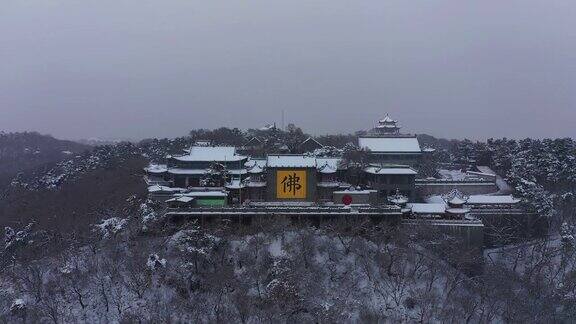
[276,170,307,199]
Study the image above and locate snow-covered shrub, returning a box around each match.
[9,298,26,316]
[311,146,342,157]
[4,223,34,250]
[94,217,127,239]
[146,254,167,271]
[561,222,574,245]
[200,162,229,187]
[167,229,221,256]
[265,259,300,304]
[140,200,162,231]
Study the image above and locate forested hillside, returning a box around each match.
[3,214,576,322]
[1,129,575,322]
[0,134,148,236]
[0,132,89,189]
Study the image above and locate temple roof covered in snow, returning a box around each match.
[446,196,468,205]
[145,164,168,174]
[225,179,246,189]
[301,137,324,148]
[407,203,446,214]
[316,157,342,174]
[148,185,186,193]
[446,207,470,214]
[467,195,521,205]
[371,114,402,134]
[168,168,247,175]
[442,189,469,206]
[182,191,228,197]
[426,194,521,205]
[166,196,195,203]
[245,159,267,174]
[379,115,396,124]
[173,146,246,162]
[333,189,378,194]
[364,165,418,175]
[358,137,421,153]
[267,155,317,168]
[245,156,343,173]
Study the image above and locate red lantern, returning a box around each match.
[342,194,353,205]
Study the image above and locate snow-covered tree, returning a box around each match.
[94,217,127,240]
[200,162,229,187]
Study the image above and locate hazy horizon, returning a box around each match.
[1,0,575,141]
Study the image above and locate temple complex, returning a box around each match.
[144,115,539,249]
[144,116,518,210]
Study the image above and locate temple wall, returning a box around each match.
[402,219,485,274]
[332,191,379,205]
[472,211,549,247]
[402,219,484,248]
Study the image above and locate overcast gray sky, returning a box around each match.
[1,0,575,140]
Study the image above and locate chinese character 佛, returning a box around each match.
[281,172,302,196]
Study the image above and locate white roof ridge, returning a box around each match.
[302,136,323,145]
[358,137,421,153]
[267,154,317,168]
[379,114,396,123]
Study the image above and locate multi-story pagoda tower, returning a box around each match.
[358,114,422,200]
[373,114,401,136]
